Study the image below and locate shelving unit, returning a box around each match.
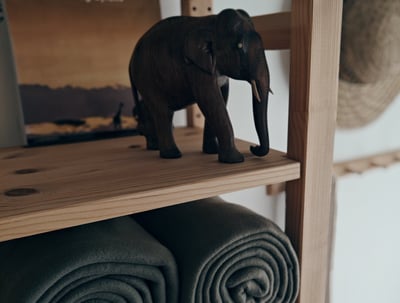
[0,1,342,302]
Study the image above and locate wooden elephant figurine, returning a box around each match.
[129,9,271,163]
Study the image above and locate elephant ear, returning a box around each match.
[184,29,216,75]
[236,9,254,27]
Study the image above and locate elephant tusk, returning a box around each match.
[251,80,261,103]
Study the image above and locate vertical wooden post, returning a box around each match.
[181,0,213,128]
[285,1,342,302]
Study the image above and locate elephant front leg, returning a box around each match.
[202,81,229,155]
[196,93,243,163]
[134,101,159,150]
[202,121,218,154]
[215,124,244,163]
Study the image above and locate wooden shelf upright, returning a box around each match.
[257,1,342,301]
[283,1,342,302]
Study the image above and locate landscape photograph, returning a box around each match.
[6,0,161,145]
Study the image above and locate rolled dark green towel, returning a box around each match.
[0,217,178,303]
[134,197,299,303]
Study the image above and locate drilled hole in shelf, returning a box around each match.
[4,188,39,197]
[129,144,141,149]
[14,168,39,174]
[192,6,197,11]
[207,7,212,11]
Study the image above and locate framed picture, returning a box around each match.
[5,0,161,146]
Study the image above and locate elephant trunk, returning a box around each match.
[249,58,270,157]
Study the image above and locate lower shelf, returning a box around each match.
[0,127,300,242]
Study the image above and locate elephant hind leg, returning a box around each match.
[158,109,181,159]
[146,99,181,159]
[135,101,159,150]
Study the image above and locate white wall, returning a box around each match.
[331,162,400,303]
[331,96,400,303]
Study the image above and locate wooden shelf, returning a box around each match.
[0,127,300,242]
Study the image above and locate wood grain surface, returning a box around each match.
[285,1,342,302]
[0,127,299,242]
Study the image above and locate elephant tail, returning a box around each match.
[128,61,141,121]
[131,85,141,123]
[130,86,144,133]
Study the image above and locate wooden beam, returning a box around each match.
[267,149,400,196]
[285,1,342,302]
[334,150,400,176]
[266,182,286,196]
[252,12,291,50]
